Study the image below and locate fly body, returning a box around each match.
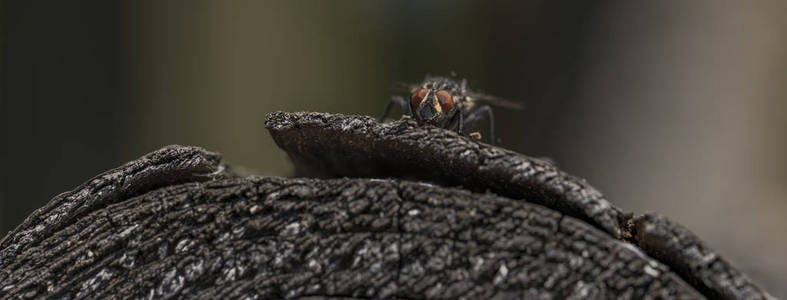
[380,75,522,145]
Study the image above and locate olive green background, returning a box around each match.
[2,1,786,296]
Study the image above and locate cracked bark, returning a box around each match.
[0,112,773,299]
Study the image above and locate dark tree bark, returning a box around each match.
[265,111,626,239]
[0,112,773,299]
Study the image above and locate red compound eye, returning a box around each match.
[411,88,428,109]
[436,90,454,112]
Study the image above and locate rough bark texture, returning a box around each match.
[0,112,774,299]
[633,215,770,300]
[0,145,228,268]
[265,112,626,240]
[0,176,701,299]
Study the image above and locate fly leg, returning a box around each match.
[443,109,464,134]
[457,109,464,134]
[380,95,409,122]
[463,105,495,144]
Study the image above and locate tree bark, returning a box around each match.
[0,112,773,299]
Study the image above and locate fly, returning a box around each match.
[379,75,523,144]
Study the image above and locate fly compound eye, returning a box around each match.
[436,90,454,112]
[411,88,429,110]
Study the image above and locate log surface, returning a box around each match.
[0,112,774,299]
[265,111,625,239]
[0,176,702,299]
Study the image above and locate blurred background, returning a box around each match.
[1,0,785,296]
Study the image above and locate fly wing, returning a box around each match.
[467,92,524,110]
[394,81,525,110]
